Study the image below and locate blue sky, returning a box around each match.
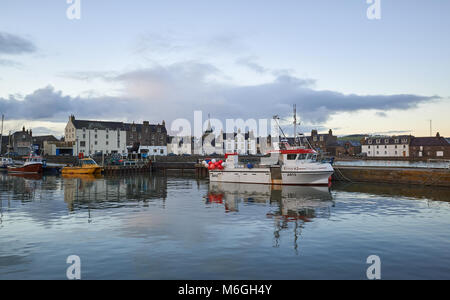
[0,0,449,137]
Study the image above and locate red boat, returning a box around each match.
[8,154,44,174]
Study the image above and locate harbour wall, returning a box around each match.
[333,166,450,187]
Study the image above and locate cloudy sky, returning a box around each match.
[0,0,449,137]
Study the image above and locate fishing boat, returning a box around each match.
[62,158,103,175]
[8,154,44,174]
[0,157,14,170]
[206,106,334,186]
[207,149,334,186]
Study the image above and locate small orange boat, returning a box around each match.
[62,158,103,175]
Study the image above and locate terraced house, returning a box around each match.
[361,136,412,158]
[65,116,168,156]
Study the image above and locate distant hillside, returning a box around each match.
[337,135,368,141]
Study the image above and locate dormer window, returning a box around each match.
[385,139,389,144]
[368,140,372,144]
[376,139,381,144]
[395,139,399,144]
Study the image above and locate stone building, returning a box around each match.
[126,121,168,156]
[9,126,33,155]
[409,133,450,159]
[327,140,362,157]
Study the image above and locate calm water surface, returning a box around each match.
[0,172,449,280]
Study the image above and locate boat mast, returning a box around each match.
[293,104,297,146]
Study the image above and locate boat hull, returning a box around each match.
[62,167,102,175]
[209,169,334,186]
[8,163,43,174]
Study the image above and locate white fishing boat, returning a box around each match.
[207,149,334,186]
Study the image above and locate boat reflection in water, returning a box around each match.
[208,182,334,253]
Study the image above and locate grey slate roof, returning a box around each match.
[72,119,126,130]
[410,137,449,147]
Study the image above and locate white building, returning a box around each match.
[65,115,128,156]
[168,130,259,156]
[362,136,411,158]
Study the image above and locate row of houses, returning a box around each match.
[2,117,449,159]
[361,133,450,159]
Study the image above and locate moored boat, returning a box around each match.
[0,157,14,170]
[62,158,103,175]
[8,155,44,174]
[207,149,334,186]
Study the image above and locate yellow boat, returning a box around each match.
[62,158,103,175]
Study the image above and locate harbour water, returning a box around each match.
[0,173,449,280]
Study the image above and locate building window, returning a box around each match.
[395,139,399,143]
[95,141,98,145]
[83,134,86,139]
[106,141,109,145]
[376,139,380,144]
[368,140,372,144]
[106,135,109,139]
[80,141,86,147]
[385,139,389,144]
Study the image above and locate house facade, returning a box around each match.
[126,121,168,156]
[65,115,128,156]
[9,127,33,155]
[409,133,450,159]
[361,136,411,158]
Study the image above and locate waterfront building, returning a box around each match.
[361,135,412,158]
[65,116,168,157]
[409,133,450,159]
[126,121,168,156]
[8,126,33,156]
[32,135,59,155]
[43,141,75,156]
[65,115,128,156]
[327,140,362,157]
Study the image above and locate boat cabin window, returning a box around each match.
[287,154,297,160]
[82,159,97,165]
[298,153,308,160]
